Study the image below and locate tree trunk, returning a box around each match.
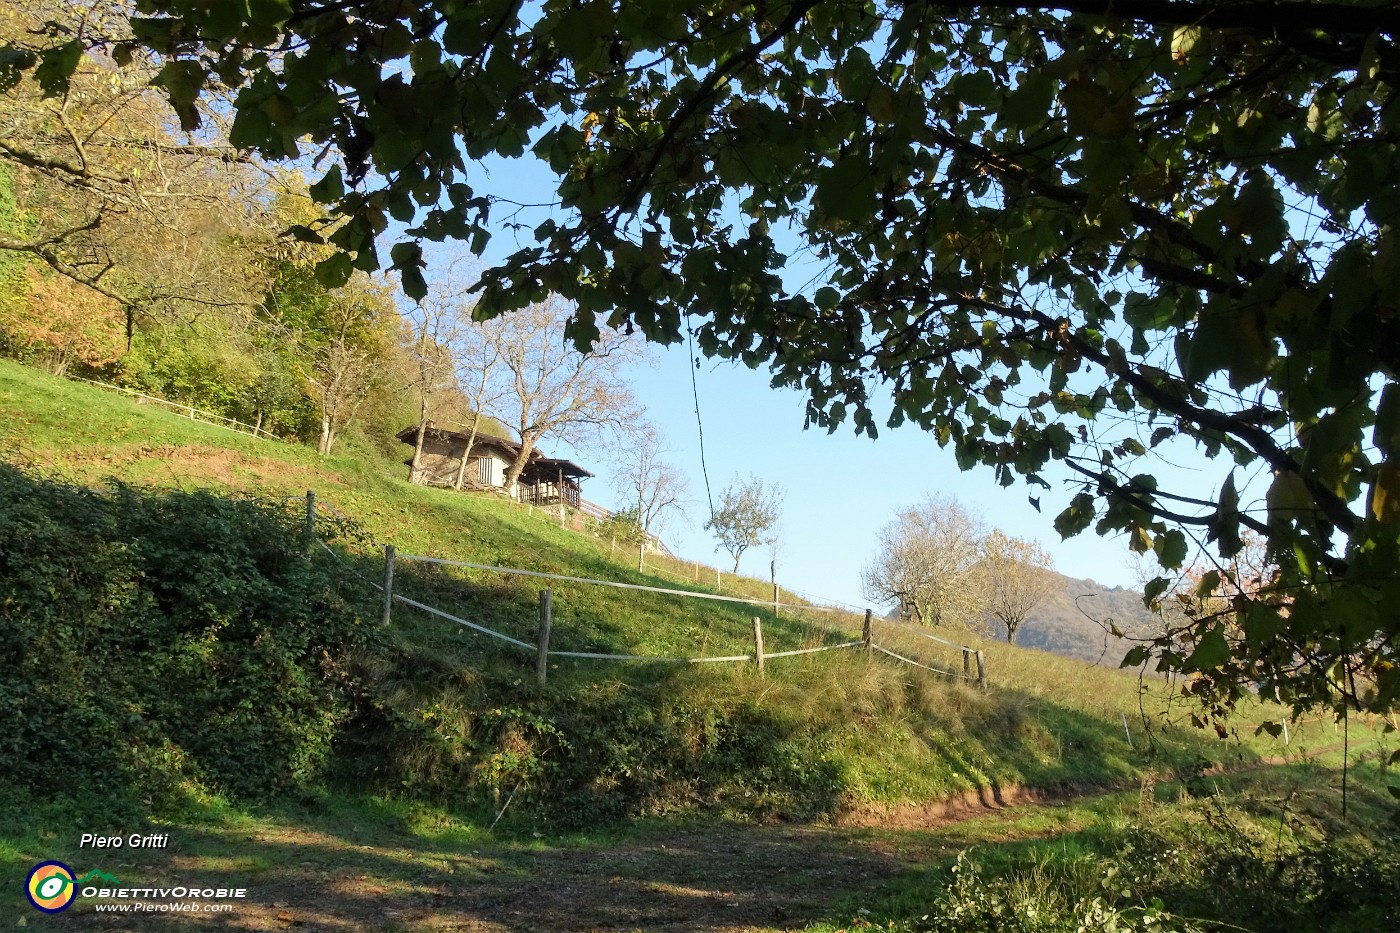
[453,412,483,490]
[502,433,539,499]
[317,412,335,455]
[411,418,428,484]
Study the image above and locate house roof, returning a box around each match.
[395,423,521,455]
[396,423,592,478]
[526,458,594,480]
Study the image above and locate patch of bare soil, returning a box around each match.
[56,821,924,933]
[834,783,1109,831]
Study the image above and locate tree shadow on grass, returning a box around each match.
[13,802,907,932]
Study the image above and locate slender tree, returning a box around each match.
[487,295,640,495]
[403,259,472,480]
[705,475,784,574]
[300,275,398,456]
[613,420,687,544]
[980,531,1057,644]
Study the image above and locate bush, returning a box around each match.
[0,465,375,807]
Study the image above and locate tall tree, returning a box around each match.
[295,274,399,456]
[403,269,468,479]
[612,420,687,544]
[447,314,508,491]
[705,475,784,574]
[979,531,1057,645]
[18,1,1400,716]
[861,495,986,627]
[0,1,269,331]
[486,295,639,495]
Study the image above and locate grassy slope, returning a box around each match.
[0,359,1323,820]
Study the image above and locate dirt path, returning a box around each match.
[48,743,1378,931]
[55,818,937,933]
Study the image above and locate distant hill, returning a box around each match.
[1006,574,1164,666]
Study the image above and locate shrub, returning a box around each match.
[0,465,375,807]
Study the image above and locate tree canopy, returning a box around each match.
[706,474,784,573]
[862,494,986,627]
[9,0,1400,719]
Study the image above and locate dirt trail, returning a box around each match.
[58,820,937,933]
[54,739,1377,933]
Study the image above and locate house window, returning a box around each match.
[478,458,492,485]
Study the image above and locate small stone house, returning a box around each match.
[396,422,593,507]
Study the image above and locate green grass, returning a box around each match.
[0,357,1337,826]
[805,757,1400,933]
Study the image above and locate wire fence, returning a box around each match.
[300,490,988,688]
[68,376,285,443]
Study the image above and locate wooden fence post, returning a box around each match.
[962,648,972,679]
[752,616,765,672]
[304,490,316,541]
[773,582,780,618]
[537,589,553,688]
[716,567,721,591]
[975,650,987,690]
[638,541,645,574]
[862,609,873,655]
[380,544,395,626]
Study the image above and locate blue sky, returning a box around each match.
[607,345,1148,609]
[420,154,1202,611]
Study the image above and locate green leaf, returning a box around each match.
[248,0,294,27]
[390,241,427,301]
[286,225,325,245]
[314,252,353,289]
[953,71,997,108]
[1195,570,1221,598]
[836,48,876,102]
[815,156,876,223]
[201,0,251,40]
[1187,628,1230,671]
[1142,576,1170,608]
[1374,384,1400,457]
[1171,26,1202,61]
[1054,492,1096,538]
[308,165,345,203]
[154,60,207,131]
[34,40,82,97]
[1001,71,1053,130]
[1154,529,1188,569]
[1121,645,1151,668]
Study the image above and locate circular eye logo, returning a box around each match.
[26,861,76,913]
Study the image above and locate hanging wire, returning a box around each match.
[688,321,715,516]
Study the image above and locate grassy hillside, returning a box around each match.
[0,359,1320,830]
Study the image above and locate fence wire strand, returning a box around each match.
[306,493,986,682]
